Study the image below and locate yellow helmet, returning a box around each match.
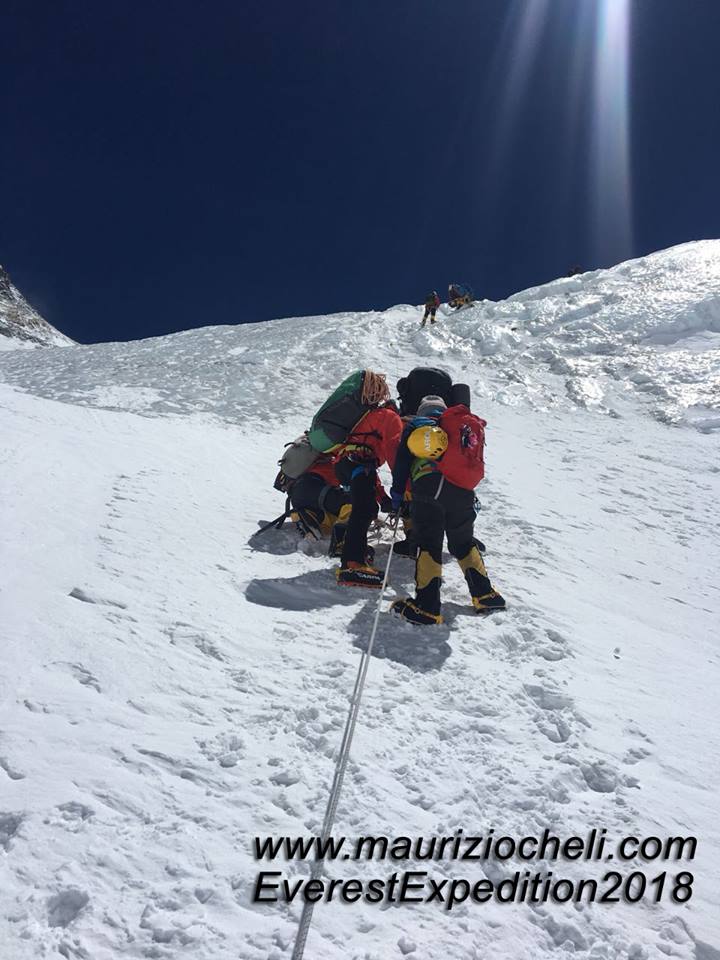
[407,425,448,460]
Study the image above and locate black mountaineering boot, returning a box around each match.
[472,591,506,613]
[391,598,443,625]
[329,522,347,558]
[336,562,384,589]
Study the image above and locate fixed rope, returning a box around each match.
[291,513,400,960]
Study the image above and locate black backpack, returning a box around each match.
[396,367,454,416]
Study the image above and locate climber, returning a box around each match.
[389,395,505,624]
[331,373,403,588]
[421,291,441,327]
[448,282,474,310]
[393,367,469,559]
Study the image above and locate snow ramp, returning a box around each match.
[0,241,719,959]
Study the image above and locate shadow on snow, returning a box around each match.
[247,521,302,557]
[347,601,452,673]
[245,568,362,611]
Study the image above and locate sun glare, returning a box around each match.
[483,0,635,269]
[590,0,634,265]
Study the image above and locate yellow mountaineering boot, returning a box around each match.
[290,509,323,540]
[414,548,442,615]
[390,549,444,624]
[458,545,506,613]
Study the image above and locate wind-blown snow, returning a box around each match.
[0,242,719,959]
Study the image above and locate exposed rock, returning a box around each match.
[0,264,73,348]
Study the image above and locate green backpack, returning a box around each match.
[307,370,371,452]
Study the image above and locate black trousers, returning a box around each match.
[411,472,490,613]
[335,459,378,565]
[413,473,475,552]
[290,473,350,526]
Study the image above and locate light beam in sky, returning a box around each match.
[482,0,552,191]
[479,0,635,271]
[590,0,634,266]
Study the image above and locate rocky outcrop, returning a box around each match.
[0,265,73,348]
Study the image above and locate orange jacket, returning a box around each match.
[306,456,340,485]
[341,406,403,470]
[306,449,389,503]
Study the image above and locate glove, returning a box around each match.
[390,489,404,512]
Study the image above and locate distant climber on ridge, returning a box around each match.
[421,291,441,327]
[448,282,474,310]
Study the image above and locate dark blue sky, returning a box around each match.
[1,0,719,344]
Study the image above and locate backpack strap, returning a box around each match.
[338,410,382,455]
[256,497,324,540]
[317,484,334,513]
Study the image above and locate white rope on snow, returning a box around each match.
[291,513,400,960]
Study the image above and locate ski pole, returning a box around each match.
[290,511,401,960]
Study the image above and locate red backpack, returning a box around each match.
[437,405,486,490]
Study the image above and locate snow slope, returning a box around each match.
[0,265,73,350]
[1,242,719,960]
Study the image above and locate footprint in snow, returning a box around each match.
[56,802,94,829]
[68,587,127,609]
[228,668,253,692]
[316,660,347,680]
[624,721,653,743]
[197,732,245,768]
[269,769,301,786]
[47,889,89,928]
[0,812,24,850]
[581,760,619,793]
[165,623,225,661]
[523,683,573,711]
[54,662,102,693]
[534,714,573,744]
[133,747,203,784]
[0,756,26,780]
[538,645,567,662]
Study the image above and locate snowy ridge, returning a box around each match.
[0,265,73,350]
[0,243,719,960]
[0,241,718,429]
